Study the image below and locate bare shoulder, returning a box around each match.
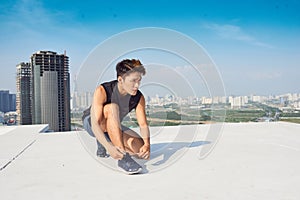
[93,85,107,105]
[137,94,146,108]
[139,94,145,104]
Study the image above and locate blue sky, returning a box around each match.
[0,0,299,96]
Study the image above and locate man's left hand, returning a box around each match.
[138,144,150,160]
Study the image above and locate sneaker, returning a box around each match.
[118,153,142,174]
[96,141,109,158]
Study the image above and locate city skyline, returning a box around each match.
[8,51,71,131]
[0,0,299,96]
[71,90,300,110]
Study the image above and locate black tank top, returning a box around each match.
[101,80,142,121]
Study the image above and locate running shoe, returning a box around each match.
[118,153,142,174]
[96,141,109,158]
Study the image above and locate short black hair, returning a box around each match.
[116,59,146,78]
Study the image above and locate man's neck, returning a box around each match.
[117,82,128,96]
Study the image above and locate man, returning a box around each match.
[82,59,150,174]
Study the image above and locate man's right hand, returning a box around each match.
[107,145,126,160]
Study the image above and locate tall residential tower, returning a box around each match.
[16,62,32,125]
[31,51,70,131]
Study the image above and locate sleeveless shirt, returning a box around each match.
[101,80,142,121]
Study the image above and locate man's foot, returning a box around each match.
[118,153,142,174]
[96,142,109,158]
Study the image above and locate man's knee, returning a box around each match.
[124,133,144,150]
[103,104,119,119]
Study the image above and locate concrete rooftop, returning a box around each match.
[0,122,299,200]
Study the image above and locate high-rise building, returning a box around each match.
[10,93,16,112]
[16,62,32,125]
[31,51,70,131]
[0,90,16,113]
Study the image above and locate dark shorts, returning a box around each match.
[83,115,130,142]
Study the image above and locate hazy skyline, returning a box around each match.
[0,0,299,96]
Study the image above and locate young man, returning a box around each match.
[82,59,150,174]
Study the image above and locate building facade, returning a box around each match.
[0,90,16,113]
[31,51,70,131]
[16,62,32,125]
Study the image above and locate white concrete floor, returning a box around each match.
[0,122,299,200]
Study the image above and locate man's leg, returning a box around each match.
[122,127,145,155]
[104,104,143,173]
[82,115,94,137]
[103,103,126,152]
[82,115,108,157]
[104,104,144,154]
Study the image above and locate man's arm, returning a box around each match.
[136,95,150,159]
[90,86,124,160]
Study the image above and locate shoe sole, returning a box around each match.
[97,154,110,158]
[119,167,143,175]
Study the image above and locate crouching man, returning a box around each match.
[82,59,150,174]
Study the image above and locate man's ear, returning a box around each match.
[117,76,123,83]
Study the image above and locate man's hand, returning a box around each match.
[107,145,125,160]
[138,144,150,160]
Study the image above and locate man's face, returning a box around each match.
[120,72,142,95]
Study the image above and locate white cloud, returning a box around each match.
[1,0,79,35]
[248,71,282,80]
[202,22,273,48]
[2,0,49,27]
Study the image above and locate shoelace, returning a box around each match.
[123,154,138,167]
